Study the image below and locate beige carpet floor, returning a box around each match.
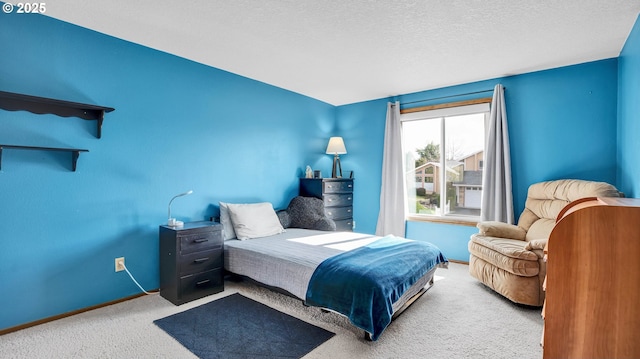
[0,263,543,358]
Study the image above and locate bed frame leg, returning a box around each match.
[364,332,372,341]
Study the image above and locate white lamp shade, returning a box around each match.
[326,137,347,155]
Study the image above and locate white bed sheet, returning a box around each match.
[224,229,382,300]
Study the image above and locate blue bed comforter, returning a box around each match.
[305,235,448,341]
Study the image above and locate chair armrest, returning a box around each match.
[524,238,547,251]
[477,221,526,241]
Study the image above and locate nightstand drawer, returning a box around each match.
[179,248,223,276]
[323,180,353,193]
[324,193,353,207]
[179,231,222,254]
[325,206,353,220]
[179,268,223,303]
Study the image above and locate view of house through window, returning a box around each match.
[401,103,489,219]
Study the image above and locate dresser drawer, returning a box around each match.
[323,180,353,193]
[179,230,222,255]
[179,248,223,276]
[179,268,223,303]
[334,218,354,231]
[324,193,353,207]
[325,206,353,220]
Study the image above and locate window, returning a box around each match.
[401,102,489,219]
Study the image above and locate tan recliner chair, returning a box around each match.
[468,179,621,306]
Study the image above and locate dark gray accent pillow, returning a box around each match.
[285,196,336,231]
[276,210,291,229]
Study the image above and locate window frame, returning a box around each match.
[400,102,490,224]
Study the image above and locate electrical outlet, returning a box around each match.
[115,257,125,272]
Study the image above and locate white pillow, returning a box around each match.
[226,202,285,240]
[219,202,236,240]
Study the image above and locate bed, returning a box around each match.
[223,226,448,341]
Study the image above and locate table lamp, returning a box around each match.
[326,137,347,178]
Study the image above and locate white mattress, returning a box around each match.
[224,229,440,315]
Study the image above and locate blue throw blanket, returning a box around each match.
[305,235,448,341]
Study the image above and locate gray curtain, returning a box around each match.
[376,101,406,237]
[481,84,514,223]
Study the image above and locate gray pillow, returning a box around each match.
[286,196,336,231]
[277,210,291,229]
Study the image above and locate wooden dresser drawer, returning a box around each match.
[179,268,224,303]
[324,193,353,207]
[323,180,354,193]
[179,248,223,276]
[325,206,353,220]
[179,230,222,254]
[334,218,354,231]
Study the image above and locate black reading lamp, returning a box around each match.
[325,137,347,178]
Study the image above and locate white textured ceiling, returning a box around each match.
[12,0,640,105]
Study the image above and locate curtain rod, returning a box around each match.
[397,88,500,107]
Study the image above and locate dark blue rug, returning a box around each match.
[154,293,334,359]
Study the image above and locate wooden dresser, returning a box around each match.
[159,221,224,305]
[542,197,640,358]
[299,178,354,231]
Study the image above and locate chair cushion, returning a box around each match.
[476,221,526,240]
[525,218,555,241]
[469,255,544,306]
[469,234,539,276]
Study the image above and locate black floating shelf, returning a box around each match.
[0,144,89,172]
[0,90,115,138]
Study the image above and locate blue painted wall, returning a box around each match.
[334,98,388,233]
[618,15,640,198]
[337,59,620,261]
[0,12,335,330]
[405,222,478,261]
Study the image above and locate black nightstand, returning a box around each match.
[159,221,224,305]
